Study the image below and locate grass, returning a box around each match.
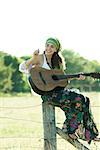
[0,92,100,150]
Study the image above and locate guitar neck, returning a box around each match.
[56,73,91,80]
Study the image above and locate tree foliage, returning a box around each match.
[0,52,30,93]
[62,49,100,91]
[0,50,100,94]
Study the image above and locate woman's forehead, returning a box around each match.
[46,43,55,47]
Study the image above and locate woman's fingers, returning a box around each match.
[33,49,39,56]
[78,74,85,80]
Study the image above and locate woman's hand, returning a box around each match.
[78,74,85,80]
[32,49,40,66]
[33,49,39,57]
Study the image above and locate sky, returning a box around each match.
[0,0,100,62]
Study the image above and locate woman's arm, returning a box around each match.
[19,60,33,74]
[19,50,40,74]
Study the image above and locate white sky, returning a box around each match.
[0,0,100,61]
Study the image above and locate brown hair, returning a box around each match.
[51,52,62,69]
[44,51,65,70]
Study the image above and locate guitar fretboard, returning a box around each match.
[52,73,91,80]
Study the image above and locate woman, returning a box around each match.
[19,37,99,144]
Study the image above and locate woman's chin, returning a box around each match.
[46,52,53,55]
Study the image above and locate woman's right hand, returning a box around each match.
[32,49,40,65]
[33,49,39,57]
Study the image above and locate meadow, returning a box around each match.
[0,92,100,150]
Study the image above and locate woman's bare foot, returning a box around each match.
[93,137,100,142]
[68,133,78,140]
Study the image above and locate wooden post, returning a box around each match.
[42,101,57,150]
[42,101,90,150]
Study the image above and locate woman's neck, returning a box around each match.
[46,55,52,62]
[44,52,53,62]
[44,53,53,68]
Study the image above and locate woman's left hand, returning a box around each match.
[78,74,85,80]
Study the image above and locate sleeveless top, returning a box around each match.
[42,53,51,70]
[19,53,51,74]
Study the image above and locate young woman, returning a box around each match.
[19,37,99,144]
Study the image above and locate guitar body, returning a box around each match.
[29,67,68,95]
[29,67,100,95]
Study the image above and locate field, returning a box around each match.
[0,92,100,150]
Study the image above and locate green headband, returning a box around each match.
[45,37,61,51]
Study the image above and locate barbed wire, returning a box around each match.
[0,100,100,149]
[0,146,66,150]
[0,146,44,150]
[0,104,42,109]
[0,101,100,109]
[0,116,42,123]
[0,135,85,150]
[0,105,100,109]
[0,116,63,124]
[0,136,76,140]
[0,136,43,139]
[1,116,99,125]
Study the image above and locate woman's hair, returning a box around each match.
[51,52,62,69]
[45,37,66,70]
[45,37,61,52]
[51,52,66,70]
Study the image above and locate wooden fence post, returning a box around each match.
[42,101,90,150]
[42,101,57,150]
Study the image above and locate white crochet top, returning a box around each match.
[19,54,50,74]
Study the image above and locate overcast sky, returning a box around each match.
[0,0,100,61]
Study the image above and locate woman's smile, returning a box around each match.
[45,43,57,55]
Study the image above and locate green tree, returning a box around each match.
[62,49,100,91]
[0,54,13,92]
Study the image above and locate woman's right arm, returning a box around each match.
[19,50,40,74]
[19,59,33,74]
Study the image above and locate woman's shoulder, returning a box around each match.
[39,53,44,57]
[37,54,44,65]
[38,54,44,60]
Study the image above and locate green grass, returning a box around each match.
[0,92,31,97]
[0,93,100,150]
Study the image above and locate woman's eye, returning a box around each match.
[46,44,54,48]
[47,44,49,47]
[51,45,54,48]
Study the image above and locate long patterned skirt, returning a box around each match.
[41,89,99,144]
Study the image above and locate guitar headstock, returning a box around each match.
[89,72,100,79]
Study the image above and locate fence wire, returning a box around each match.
[0,96,100,150]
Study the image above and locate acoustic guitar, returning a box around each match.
[28,67,100,95]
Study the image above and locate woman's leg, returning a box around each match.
[82,97,99,143]
[60,90,99,143]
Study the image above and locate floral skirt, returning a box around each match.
[41,89,99,144]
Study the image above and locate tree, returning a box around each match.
[61,49,100,91]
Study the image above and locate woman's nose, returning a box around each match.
[47,45,51,49]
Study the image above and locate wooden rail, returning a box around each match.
[56,127,90,150]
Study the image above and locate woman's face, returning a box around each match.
[45,43,57,56]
